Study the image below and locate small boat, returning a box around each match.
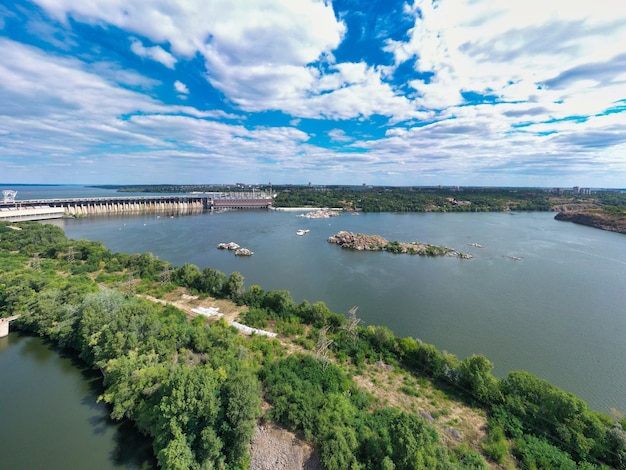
[296,229,310,236]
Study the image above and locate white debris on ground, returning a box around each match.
[191,307,223,318]
[230,321,277,338]
[191,308,276,337]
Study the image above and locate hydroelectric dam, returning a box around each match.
[0,190,274,222]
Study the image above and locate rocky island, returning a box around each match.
[298,208,342,219]
[327,231,473,258]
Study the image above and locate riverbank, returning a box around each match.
[555,209,626,234]
[52,209,626,415]
[141,288,488,467]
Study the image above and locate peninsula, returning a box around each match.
[327,231,473,258]
[554,207,626,234]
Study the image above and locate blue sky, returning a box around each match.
[1,0,625,187]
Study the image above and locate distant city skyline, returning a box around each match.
[1,1,625,187]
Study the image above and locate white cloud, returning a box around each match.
[0,38,326,183]
[328,129,352,142]
[174,80,189,95]
[30,0,426,122]
[130,39,176,69]
[385,0,626,117]
[5,1,626,186]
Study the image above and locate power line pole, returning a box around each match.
[125,271,136,296]
[343,306,361,345]
[161,264,171,285]
[315,325,334,369]
[30,252,41,271]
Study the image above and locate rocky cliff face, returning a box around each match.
[554,211,626,234]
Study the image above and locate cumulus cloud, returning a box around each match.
[174,80,189,95]
[130,38,176,69]
[0,37,322,183]
[30,0,425,121]
[3,0,626,185]
[328,129,353,142]
[385,0,626,116]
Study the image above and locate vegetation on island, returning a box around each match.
[2,220,626,469]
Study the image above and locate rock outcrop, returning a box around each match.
[327,231,472,258]
[298,208,341,219]
[217,242,240,250]
[327,231,388,251]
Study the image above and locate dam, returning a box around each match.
[0,190,273,221]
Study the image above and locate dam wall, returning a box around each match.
[0,193,273,221]
[58,197,206,216]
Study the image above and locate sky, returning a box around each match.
[1,0,625,187]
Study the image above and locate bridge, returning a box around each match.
[0,192,274,221]
[0,316,20,338]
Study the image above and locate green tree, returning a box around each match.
[174,263,201,290]
[155,364,224,469]
[240,284,265,308]
[196,266,226,296]
[224,271,245,302]
[458,354,501,403]
[262,289,295,318]
[220,368,261,466]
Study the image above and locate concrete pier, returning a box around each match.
[0,316,20,338]
[0,206,65,222]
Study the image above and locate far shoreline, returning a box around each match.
[271,207,343,212]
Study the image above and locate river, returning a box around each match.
[46,207,626,414]
[0,333,156,469]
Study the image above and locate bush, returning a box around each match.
[241,307,269,328]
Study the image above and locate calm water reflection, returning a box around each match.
[0,333,156,469]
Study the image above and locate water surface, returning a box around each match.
[0,333,155,469]
[51,209,626,413]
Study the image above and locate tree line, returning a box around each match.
[1,220,625,469]
[92,183,626,215]
[273,186,564,212]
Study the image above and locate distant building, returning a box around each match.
[445,197,471,206]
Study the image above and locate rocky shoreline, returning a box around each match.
[298,208,342,219]
[554,210,626,234]
[327,231,473,258]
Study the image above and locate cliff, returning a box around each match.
[554,210,626,234]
